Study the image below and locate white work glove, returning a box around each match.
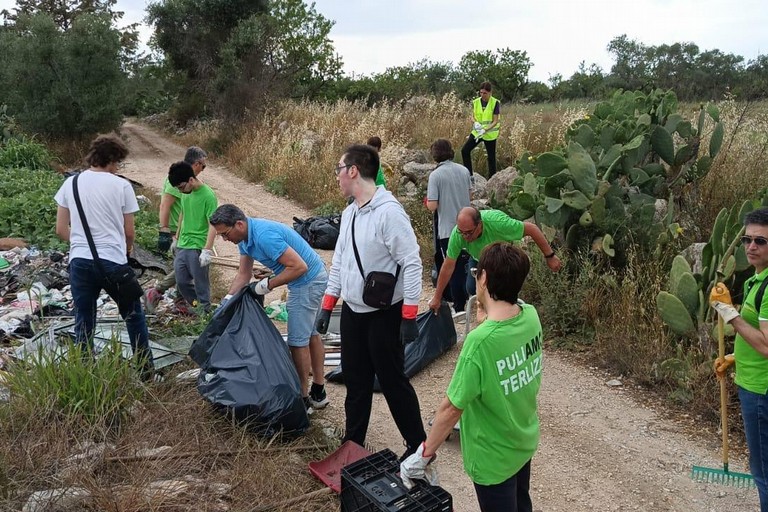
[712,301,740,324]
[473,121,483,132]
[399,443,439,490]
[251,277,271,296]
[199,248,213,267]
[475,128,486,138]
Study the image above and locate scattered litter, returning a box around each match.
[265,300,288,322]
[607,379,623,387]
[176,368,201,381]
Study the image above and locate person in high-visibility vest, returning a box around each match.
[461,81,500,178]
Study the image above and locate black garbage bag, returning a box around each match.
[189,287,309,438]
[325,302,457,390]
[308,216,340,250]
[293,214,341,250]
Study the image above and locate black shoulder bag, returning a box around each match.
[351,212,400,309]
[71,173,144,312]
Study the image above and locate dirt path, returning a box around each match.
[120,121,759,512]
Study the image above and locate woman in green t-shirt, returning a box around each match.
[711,207,768,511]
[401,241,543,512]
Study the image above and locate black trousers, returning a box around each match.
[473,460,532,512]
[340,301,426,451]
[461,134,497,177]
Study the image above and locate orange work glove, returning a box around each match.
[709,282,733,306]
[713,354,735,380]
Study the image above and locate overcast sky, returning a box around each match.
[1,0,766,83]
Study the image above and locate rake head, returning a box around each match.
[691,465,756,488]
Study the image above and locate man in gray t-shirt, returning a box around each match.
[425,139,472,312]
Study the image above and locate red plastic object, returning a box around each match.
[309,441,372,494]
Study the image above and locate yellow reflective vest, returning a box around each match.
[471,96,500,141]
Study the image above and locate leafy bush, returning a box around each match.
[0,138,52,170]
[0,167,158,251]
[0,167,66,249]
[4,340,143,432]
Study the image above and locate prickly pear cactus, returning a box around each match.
[502,88,725,263]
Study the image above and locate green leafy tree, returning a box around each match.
[0,13,125,136]
[148,0,340,120]
[606,34,652,92]
[456,47,532,101]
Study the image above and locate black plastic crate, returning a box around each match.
[340,449,453,512]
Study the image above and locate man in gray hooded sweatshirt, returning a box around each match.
[316,144,426,459]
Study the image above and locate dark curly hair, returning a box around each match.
[85,134,129,168]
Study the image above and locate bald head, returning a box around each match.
[457,207,481,226]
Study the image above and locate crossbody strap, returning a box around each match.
[350,210,401,280]
[72,173,107,277]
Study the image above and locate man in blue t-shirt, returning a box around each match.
[209,204,330,413]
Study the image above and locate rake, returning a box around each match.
[691,316,755,488]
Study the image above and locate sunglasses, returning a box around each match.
[741,236,768,246]
[470,267,478,278]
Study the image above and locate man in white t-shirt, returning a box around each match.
[55,135,153,379]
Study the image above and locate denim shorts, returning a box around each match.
[286,269,328,347]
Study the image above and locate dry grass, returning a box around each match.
[171,95,588,211]
[694,97,768,232]
[0,359,342,511]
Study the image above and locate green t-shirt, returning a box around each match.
[735,267,768,394]
[446,209,525,260]
[162,177,183,232]
[177,184,217,250]
[375,165,386,188]
[446,303,543,485]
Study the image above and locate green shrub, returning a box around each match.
[0,167,159,251]
[266,176,288,197]
[0,167,66,249]
[4,340,143,432]
[0,138,52,170]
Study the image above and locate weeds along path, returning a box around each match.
[120,120,758,511]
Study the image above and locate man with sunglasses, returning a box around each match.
[145,147,208,313]
[711,207,768,511]
[167,161,217,312]
[429,207,561,314]
[208,204,330,413]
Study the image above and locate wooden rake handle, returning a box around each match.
[718,316,730,468]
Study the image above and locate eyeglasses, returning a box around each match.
[335,164,352,176]
[457,224,479,237]
[741,236,768,247]
[218,226,234,239]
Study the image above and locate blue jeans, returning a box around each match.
[286,269,327,347]
[435,239,469,312]
[69,258,152,370]
[739,386,768,510]
[466,258,478,297]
